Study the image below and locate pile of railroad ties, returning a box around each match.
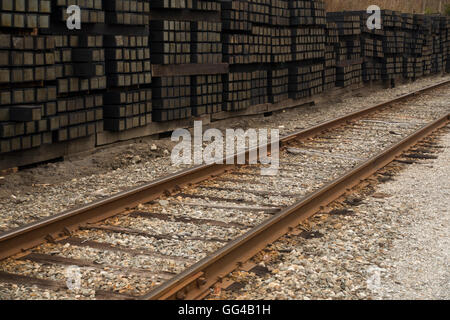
[0,0,449,155]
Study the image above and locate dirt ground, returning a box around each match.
[0,139,174,200]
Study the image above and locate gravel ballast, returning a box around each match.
[376,133,449,299]
[214,129,450,300]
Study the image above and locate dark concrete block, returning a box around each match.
[13,14,25,28]
[10,105,42,122]
[44,102,57,116]
[0,13,12,27]
[1,0,13,11]
[36,119,47,132]
[42,132,52,144]
[0,139,11,154]
[31,134,41,148]
[0,107,9,121]
[26,14,38,28]
[38,15,49,28]
[0,68,10,83]
[40,0,51,13]
[11,51,23,66]
[0,122,15,138]
[21,135,31,149]
[15,122,24,136]
[15,0,26,11]
[48,116,60,131]
[0,35,11,48]
[56,128,69,142]
[25,121,35,134]
[11,137,21,151]
[0,51,9,66]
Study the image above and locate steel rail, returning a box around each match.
[0,79,448,262]
[143,112,450,300]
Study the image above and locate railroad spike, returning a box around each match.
[197,277,207,286]
[63,227,72,236]
[176,291,187,300]
[45,234,56,244]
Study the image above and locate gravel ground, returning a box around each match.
[213,129,450,300]
[0,75,449,232]
[376,132,450,299]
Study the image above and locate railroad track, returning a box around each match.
[0,81,449,300]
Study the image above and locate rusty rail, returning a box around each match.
[0,79,449,263]
[143,112,450,300]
